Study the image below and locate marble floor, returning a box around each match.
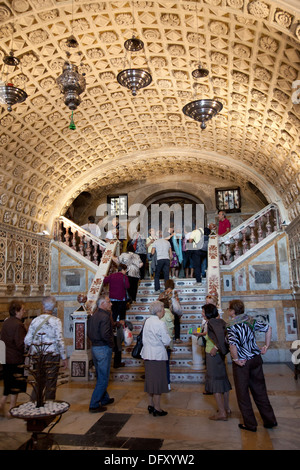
[0,362,299,453]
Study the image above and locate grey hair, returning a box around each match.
[42,296,56,312]
[149,301,164,316]
[97,295,109,307]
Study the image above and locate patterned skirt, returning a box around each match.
[170,251,179,268]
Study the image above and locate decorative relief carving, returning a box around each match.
[248,1,270,19]
[0,0,298,233]
[274,10,293,29]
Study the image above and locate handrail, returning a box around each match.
[218,203,281,265]
[86,239,120,314]
[56,216,107,249]
[53,216,122,312]
[219,203,280,244]
[53,216,107,266]
[206,203,283,302]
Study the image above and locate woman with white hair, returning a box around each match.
[141,301,171,416]
[25,296,67,401]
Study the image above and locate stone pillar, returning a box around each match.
[70,306,91,381]
[206,234,221,309]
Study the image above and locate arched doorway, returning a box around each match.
[142,190,206,234]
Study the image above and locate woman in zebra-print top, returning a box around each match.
[227,313,269,362]
[226,299,277,432]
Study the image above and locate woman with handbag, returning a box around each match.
[141,301,171,416]
[113,245,143,302]
[103,264,130,368]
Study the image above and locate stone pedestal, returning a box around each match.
[191,335,205,370]
[70,306,92,381]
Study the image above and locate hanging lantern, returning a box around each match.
[56,62,86,111]
[0,51,27,112]
[117,36,152,96]
[182,98,223,130]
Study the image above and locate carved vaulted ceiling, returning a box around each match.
[0,0,299,233]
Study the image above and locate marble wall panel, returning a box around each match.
[235,267,247,291]
[284,307,297,342]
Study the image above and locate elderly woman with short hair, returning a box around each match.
[25,296,67,401]
[141,301,171,416]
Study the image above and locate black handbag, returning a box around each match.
[131,324,145,359]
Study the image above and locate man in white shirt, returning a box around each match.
[81,216,101,238]
[189,226,204,285]
[151,232,172,293]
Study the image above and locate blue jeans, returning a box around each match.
[89,345,113,409]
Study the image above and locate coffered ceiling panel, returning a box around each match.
[0,0,299,232]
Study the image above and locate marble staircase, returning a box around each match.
[110,277,207,384]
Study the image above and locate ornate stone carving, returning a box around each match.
[0,0,297,233]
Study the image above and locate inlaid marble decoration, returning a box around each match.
[223,274,233,292]
[60,268,86,293]
[75,323,85,351]
[0,223,50,296]
[207,235,221,307]
[71,361,86,378]
[249,264,278,291]
[284,307,297,341]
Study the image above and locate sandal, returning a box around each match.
[209,414,228,421]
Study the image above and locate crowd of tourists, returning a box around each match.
[0,292,277,432]
[0,209,277,432]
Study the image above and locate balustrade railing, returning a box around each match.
[219,203,281,265]
[53,216,107,266]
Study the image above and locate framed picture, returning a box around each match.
[215,187,241,213]
[107,194,128,216]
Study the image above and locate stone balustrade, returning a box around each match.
[54,216,107,266]
[218,203,281,265]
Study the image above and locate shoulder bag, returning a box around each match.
[132,319,147,359]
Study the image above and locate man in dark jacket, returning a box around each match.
[87,295,115,412]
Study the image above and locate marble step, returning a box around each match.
[137,285,207,296]
[138,278,207,288]
[127,305,205,316]
[116,355,198,369]
[126,308,202,323]
[130,324,202,338]
[117,340,204,367]
[110,366,206,384]
[130,294,205,311]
